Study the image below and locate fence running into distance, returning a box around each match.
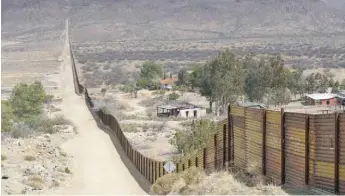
[68,40,345,194]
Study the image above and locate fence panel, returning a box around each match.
[309,114,335,192]
[266,110,283,184]
[216,119,228,168]
[285,113,307,187]
[245,108,264,174]
[205,136,216,172]
[231,106,246,169]
[338,114,345,194]
[197,150,204,169]
[215,129,224,169]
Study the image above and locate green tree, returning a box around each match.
[188,65,202,90]
[341,79,345,90]
[170,119,216,154]
[139,61,163,89]
[266,87,291,107]
[244,58,271,102]
[140,61,163,79]
[288,68,305,98]
[201,49,245,115]
[177,68,188,86]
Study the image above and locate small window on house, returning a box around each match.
[326,100,330,105]
[193,110,197,117]
[186,111,189,117]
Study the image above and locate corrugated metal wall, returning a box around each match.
[245,108,264,174]
[285,113,308,187]
[265,110,282,184]
[340,114,345,194]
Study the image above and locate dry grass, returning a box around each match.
[151,167,287,195]
[24,155,36,161]
[1,154,7,161]
[25,175,44,190]
[151,173,180,195]
[49,180,60,188]
[60,151,67,157]
[64,167,71,174]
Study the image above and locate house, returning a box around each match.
[159,77,177,90]
[157,101,206,118]
[304,93,342,106]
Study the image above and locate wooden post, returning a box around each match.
[305,114,310,185]
[151,160,154,183]
[262,109,267,176]
[214,134,217,169]
[203,148,207,169]
[159,162,162,177]
[223,124,227,168]
[335,113,340,194]
[228,105,233,165]
[281,108,285,184]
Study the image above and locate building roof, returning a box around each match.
[157,101,201,110]
[237,101,267,108]
[160,78,177,85]
[305,93,339,100]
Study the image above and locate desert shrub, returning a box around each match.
[1,154,7,161]
[100,106,109,114]
[153,167,285,195]
[103,63,111,70]
[151,167,205,195]
[1,100,15,132]
[64,167,71,174]
[122,124,140,132]
[119,84,138,98]
[180,167,205,186]
[151,173,180,195]
[168,92,180,101]
[10,81,51,121]
[24,155,36,161]
[1,81,52,134]
[25,116,74,134]
[25,176,44,190]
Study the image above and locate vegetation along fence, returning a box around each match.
[68,42,345,194]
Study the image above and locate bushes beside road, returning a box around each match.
[1,81,74,137]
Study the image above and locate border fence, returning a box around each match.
[68,41,345,194]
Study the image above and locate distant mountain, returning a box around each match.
[2,0,345,41]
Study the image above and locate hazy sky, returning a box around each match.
[323,0,345,9]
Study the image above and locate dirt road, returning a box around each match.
[50,25,148,195]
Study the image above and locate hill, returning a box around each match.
[2,0,345,88]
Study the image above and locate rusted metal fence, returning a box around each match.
[69,45,344,194]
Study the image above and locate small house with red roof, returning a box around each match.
[160,77,177,90]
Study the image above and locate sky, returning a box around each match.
[322,0,345,9]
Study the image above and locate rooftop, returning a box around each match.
[238,101,267,108]
[305,93,340,100]
[157,100,201,110]
[160,78,177,85]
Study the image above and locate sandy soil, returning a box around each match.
[48,30,148,195]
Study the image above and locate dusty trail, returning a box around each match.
[50,24,148,195]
